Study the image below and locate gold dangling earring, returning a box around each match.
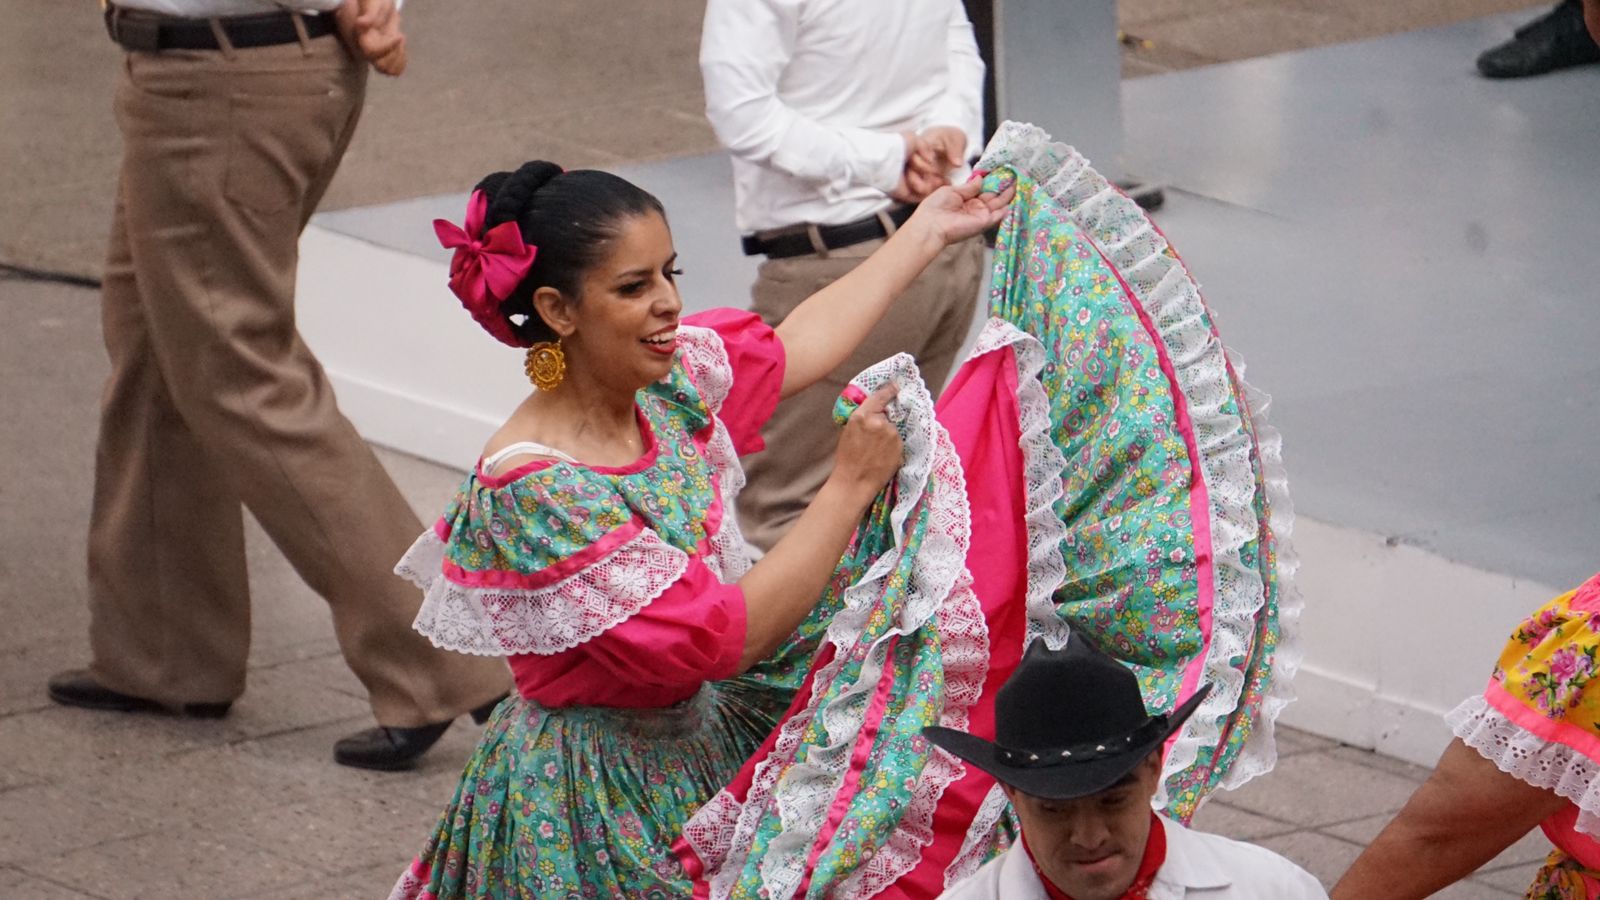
[525,339,566,391]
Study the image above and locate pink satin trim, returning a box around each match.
[1083,237,1216,714]
[798,629,904,895]
[1541,805,1600,870]
[901,343,1032,891]
[404,857,436,900]
[1485,679,1600,766]
[440,520,644,589]
[1573,574,1600,612]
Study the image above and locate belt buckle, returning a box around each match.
[111,13,163,52]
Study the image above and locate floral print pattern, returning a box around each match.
[1525,849,1600,899]
[688,163,1289,896]
[1497,578,1600,724]
[987,184,1203,708]
[396,153,1293,895]
[439,363,721,575]
[984,175,1278,821]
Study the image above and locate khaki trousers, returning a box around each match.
[87,36,508,727]
[739,236,984,552]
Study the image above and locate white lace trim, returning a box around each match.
[1448,694,1600,838]
[1218,357,1303,792]
[676,325,753,582]
[975,122,1301,806]
[970,319,1074,652]
[386,864,426,900]
[943,781,1014,889]
[399,527,688,656]
[683,354,988,899]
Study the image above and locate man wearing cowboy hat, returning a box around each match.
[927,636,1325,900]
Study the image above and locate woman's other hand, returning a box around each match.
[909,175,1016,246]
[830,385,904,498]
[734,382,905,671]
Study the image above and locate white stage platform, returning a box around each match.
[298,12,1599,768]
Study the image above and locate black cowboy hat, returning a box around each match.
[924,634,1211,800]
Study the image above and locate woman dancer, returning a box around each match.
[389,162,1013,899]
[1334,571,1600,898]
[395,123,1296,899]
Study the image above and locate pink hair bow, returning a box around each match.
[434,190,538,348]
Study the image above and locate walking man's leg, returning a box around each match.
[53,35,507,770]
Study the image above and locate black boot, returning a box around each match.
[1477,0,1600,78]
[47,668,232,718]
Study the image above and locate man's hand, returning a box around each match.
[335,0,408,77]
[889,166,946,204]
[890,126,971,205]
[912,125,967,178]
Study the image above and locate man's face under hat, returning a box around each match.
[923,636,1213,898]
[1003,752,1161,900]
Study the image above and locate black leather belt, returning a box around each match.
[741,205,915,259]
[104,4,335,53]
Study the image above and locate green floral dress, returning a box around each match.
[389,309,818,899]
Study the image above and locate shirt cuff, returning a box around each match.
[860,130,909,196]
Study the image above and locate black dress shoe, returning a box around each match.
[47,668,232,719]
[333,694,510,771]
[333,721,454,771]
[1477,0,1600,78]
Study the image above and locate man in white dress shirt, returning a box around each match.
[927,638,1327,900]
[700,0,988,553]
[48,0,509,771]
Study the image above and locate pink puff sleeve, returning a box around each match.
[508,556,749,708]
[683,308,786,454]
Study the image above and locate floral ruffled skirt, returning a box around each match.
[678,123,1299,898]
[388,676,799,899]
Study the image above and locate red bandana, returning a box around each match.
[1021,812,1168,900]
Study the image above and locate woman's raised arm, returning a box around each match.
[774,177,1013,399]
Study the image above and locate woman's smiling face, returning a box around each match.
[548,211,685,393]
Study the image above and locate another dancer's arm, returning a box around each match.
[775,177,1013,399]
[1331,739,1566,898]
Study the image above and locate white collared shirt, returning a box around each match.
[113,0,339,15]
[699,0,985,233]
[938,817,1329,900]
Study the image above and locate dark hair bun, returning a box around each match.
[452,163,665,348]
[479,161,563,229]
